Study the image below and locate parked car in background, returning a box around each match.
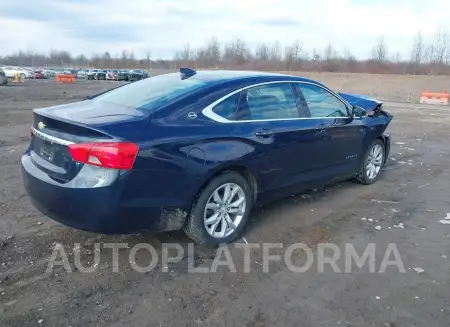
[1,66,34,80]
[42,69,56,78]
[128,69,149,82]
[97,70,107,80]
[77,70,87,79]
[0,68,7,85]
[54,68,65,75]
[117,70,129,81]
[21,69,392,244]
[34,70,46,79]
[86,69,107,80]
[86,69,96,80]
[22,67,36,79]
[106,70,119,81]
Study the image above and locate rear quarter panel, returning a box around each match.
[127,82,257,209]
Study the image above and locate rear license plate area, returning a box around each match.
[40,140,54,161]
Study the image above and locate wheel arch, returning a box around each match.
[376,134,390,165]
[195,165,260,206]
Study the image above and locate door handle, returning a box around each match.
[255,129,274,138]
[316,129,327,133]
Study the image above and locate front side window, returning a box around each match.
[240,83,299,120]
[298,84,349,118]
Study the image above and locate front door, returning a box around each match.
[296,83,365,179]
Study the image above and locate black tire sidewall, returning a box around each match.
[186,172,253,244]
[359,139,385,184]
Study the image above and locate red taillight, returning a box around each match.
[68,142,138,170]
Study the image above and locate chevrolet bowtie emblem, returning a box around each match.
[38,122,46,130]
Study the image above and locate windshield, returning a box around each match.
[92,73,208,112]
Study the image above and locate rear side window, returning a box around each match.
[240,83,299,120]
[212,93,239,120]
[297,84,349,118]
[93,73,207,112]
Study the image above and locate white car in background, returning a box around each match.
[1,66,35,80]
[77,70,87,79]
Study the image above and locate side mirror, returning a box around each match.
[352,105,366,119]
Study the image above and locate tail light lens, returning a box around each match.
[68,142,138,170]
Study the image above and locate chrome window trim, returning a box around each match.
[31,127,75,146]
[202,80,353,123]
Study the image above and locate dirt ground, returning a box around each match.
[1,76,450,327]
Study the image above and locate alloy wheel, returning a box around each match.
[204,183,246,239]
[366,144,384,180]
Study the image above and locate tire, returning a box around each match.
[356,139,385,185]
[184,171,253,244]
[20,73,26,83]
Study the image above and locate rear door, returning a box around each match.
[233,82,319,196]
[296,83,365,178]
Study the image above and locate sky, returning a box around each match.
[0,0,449,60]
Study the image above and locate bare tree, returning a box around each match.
[284,40,303,70]
[410,31,425,74]
[103,51,111,68]
[268,41,282,62]
[343,47,354,61]
[196,37,221,68]
[120,50,128,68]
[410,31,424,64]
[323,44,339,71]
[255,44,270,61]
[224,38,251,65]
[372,36,388,61]
[428,28,450,73]
[324,44,337,61]
[145,50,152,71]
[129,50,135,62]
[75,54,88,67]
[181,44,193,61]
[312,48,321,62]
[5,33,450,75]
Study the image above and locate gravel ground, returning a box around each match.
[1,79,450,327]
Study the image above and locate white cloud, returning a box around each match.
[0,0,449,59]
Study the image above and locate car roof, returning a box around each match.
[185,70,323,86]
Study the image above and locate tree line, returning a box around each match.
[1,30,450,75]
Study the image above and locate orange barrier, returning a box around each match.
[56,74,76,84]
[420,89,449,105]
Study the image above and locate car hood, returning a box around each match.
[338,93,383,112]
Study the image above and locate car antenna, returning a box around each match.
[180,68,196,80]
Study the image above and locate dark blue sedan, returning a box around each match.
[21,69,392,244]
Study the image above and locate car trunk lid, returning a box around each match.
[30,100,149,183]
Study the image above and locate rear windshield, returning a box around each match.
[92,73,207,112]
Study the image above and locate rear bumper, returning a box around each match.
[21,154,187,234]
